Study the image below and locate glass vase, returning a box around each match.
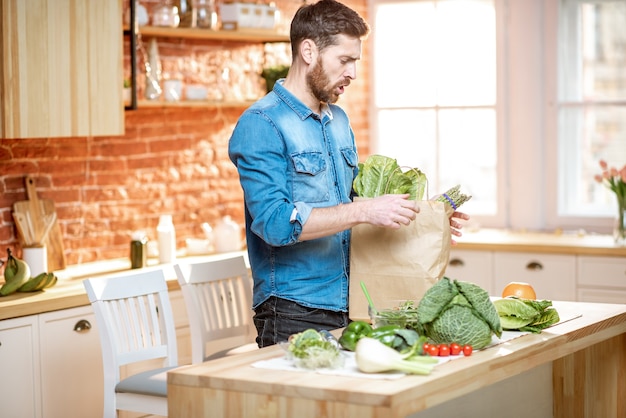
[614,203,626,246]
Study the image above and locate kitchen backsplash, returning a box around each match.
[0,0,370,266]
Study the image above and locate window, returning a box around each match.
[370,0,500,224]
[553,0,626,220]
[371,0,626,233]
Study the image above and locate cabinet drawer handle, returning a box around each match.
[449,258,464,267]
[526,261,543,271]
[74,319,92,333]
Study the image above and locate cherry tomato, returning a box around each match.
[438,344,450,357]
[449,342,461,355]
[422,343,431,353]
[427,344,439,356]
[462,345,473,356]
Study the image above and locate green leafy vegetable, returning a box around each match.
[353,155,472,210]
[373,301,423,334]
[287,329,343,369]
[353,155,427,200]
[416,277,503,349]
[493,297,560,333]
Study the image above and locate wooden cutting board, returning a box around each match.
[13,176,67,272]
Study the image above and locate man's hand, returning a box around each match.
[360,194,420,228]
[299,194,419,241]
[449,211,470,245]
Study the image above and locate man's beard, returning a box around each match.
[306,56,343,104]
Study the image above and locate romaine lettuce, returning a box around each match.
[353,155,427,200]
[493,297,560,333]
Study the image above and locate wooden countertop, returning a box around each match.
[0,252,248,321]
[455,229,626,256]
[167,300,626,417]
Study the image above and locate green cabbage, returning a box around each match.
[417,277,503,349]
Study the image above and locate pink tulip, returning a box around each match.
[595,161,626,207]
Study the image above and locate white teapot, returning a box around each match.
[213,216,242,253]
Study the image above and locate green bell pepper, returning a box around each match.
[338,320,373,351]
[368,324,404,348]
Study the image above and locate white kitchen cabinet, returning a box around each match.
[0,306,105,418]
[1,0,123,138]
[576,288,626,304]
[447,250,494,295]
[449,247,625,303]
[493,252,577,301]
[0,315,41,418]
[39,306,103,418]
[577,256,626,304]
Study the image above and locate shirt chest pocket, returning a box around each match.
[290,152,330,203]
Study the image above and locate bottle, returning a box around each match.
[157,215,176,263]
[130,231,148,269]
[145,38,162,100]
[176,0,193,27]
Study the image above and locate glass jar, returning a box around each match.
[192,0,217,29]
[152,2,181,27]
[130,231,148,269]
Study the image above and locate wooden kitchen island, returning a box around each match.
[167,300,625,418]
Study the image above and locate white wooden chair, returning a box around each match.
[174,254,258,363]
[83,268,179,418]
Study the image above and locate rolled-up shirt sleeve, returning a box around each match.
[229,109,307,247]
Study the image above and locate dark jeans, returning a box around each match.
[253,296,349,348]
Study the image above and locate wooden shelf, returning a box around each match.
[136,99,256,108]
[123,17,288,110]
[138,26,289,43]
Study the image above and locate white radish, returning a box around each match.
[355,337,438,375]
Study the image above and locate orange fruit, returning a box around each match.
[501,282,536,299]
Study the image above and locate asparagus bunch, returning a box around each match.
[436,185,472,210]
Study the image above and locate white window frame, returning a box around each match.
[368,0,618,234]
[544,0,620,234]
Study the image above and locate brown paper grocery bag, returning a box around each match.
[349,200,453,321]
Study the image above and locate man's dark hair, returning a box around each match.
[290,0,370,57]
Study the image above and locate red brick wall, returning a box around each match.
[0,0,370,266]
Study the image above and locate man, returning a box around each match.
[229,0,468,347]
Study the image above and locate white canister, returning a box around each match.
[23,245,48,276]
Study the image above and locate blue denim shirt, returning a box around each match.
[228,81,359,312]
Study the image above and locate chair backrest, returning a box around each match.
[83,268,178,392]
[174,255,253,363]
